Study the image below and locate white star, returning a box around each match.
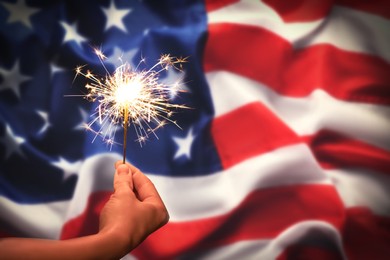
[36,110,51,135]
[60,21,88,47]
[50,62,65,78]
[101,0,132,33]
[161,68,189,100]
[143,28,150,36]
[0,124,25,159]
[106,47,138,69]
[173,127,196,160]
[0,61,31,98]
[52,157,83,180]
[1,0,39,29]
[73,107,90,131]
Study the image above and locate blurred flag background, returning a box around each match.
[1,0,389,259]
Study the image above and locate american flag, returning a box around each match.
[0,0,389,259]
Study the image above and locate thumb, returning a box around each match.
[117,164,130,175]
[114,164,134,192]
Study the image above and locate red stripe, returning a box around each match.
[211,102,300,169]
[58,176,390,259]
[205,0,390,22]
[204,23,390,105]
[263,0,334,22]
[211,103,390,173]
[59,186,344,259]
[60,191,110,239]
[132,185,345,259]
[336,0,390,19]
[0,231,14,238]
[343,207,390,259]
[304,130,390,174]
[205,0,239,12]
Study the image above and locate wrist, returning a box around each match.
[97,228,134,259]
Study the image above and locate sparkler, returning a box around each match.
[74,48,188,163]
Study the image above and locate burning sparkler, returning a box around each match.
[74,48,188,163]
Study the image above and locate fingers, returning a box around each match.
[115,161,139,175]
[113,160,169,224]
[132,168,163,204]
[115,161,163,203]
[132,170,169,225]
[113,163,133,192]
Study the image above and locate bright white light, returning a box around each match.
[115,79,143,106]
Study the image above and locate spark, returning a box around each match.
[74,48,189,163]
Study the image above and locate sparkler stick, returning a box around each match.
[73,48,188,164]
[122,107,129,164]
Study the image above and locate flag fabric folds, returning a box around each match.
[0,0,389,259]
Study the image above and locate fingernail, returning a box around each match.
[117,165,129,175]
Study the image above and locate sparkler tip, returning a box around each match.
[75,49,189,150]
[94,48,107,60]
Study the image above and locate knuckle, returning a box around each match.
[154,203,169,225]
[114,176,132,187]
[114,182,133,196]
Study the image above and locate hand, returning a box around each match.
[0,161,169,260]
[98,161,169,255]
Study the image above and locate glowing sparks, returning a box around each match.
[74,48,188,161]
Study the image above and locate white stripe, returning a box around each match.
[206,71,390,151]
[179,221,346,260]
[65,143,330,222]
[147,144,330,221]
[326,168,390,217]
[0,197,69,239]
[309,6,390,61]
[63,153,118,221]
[208,0,390,62]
